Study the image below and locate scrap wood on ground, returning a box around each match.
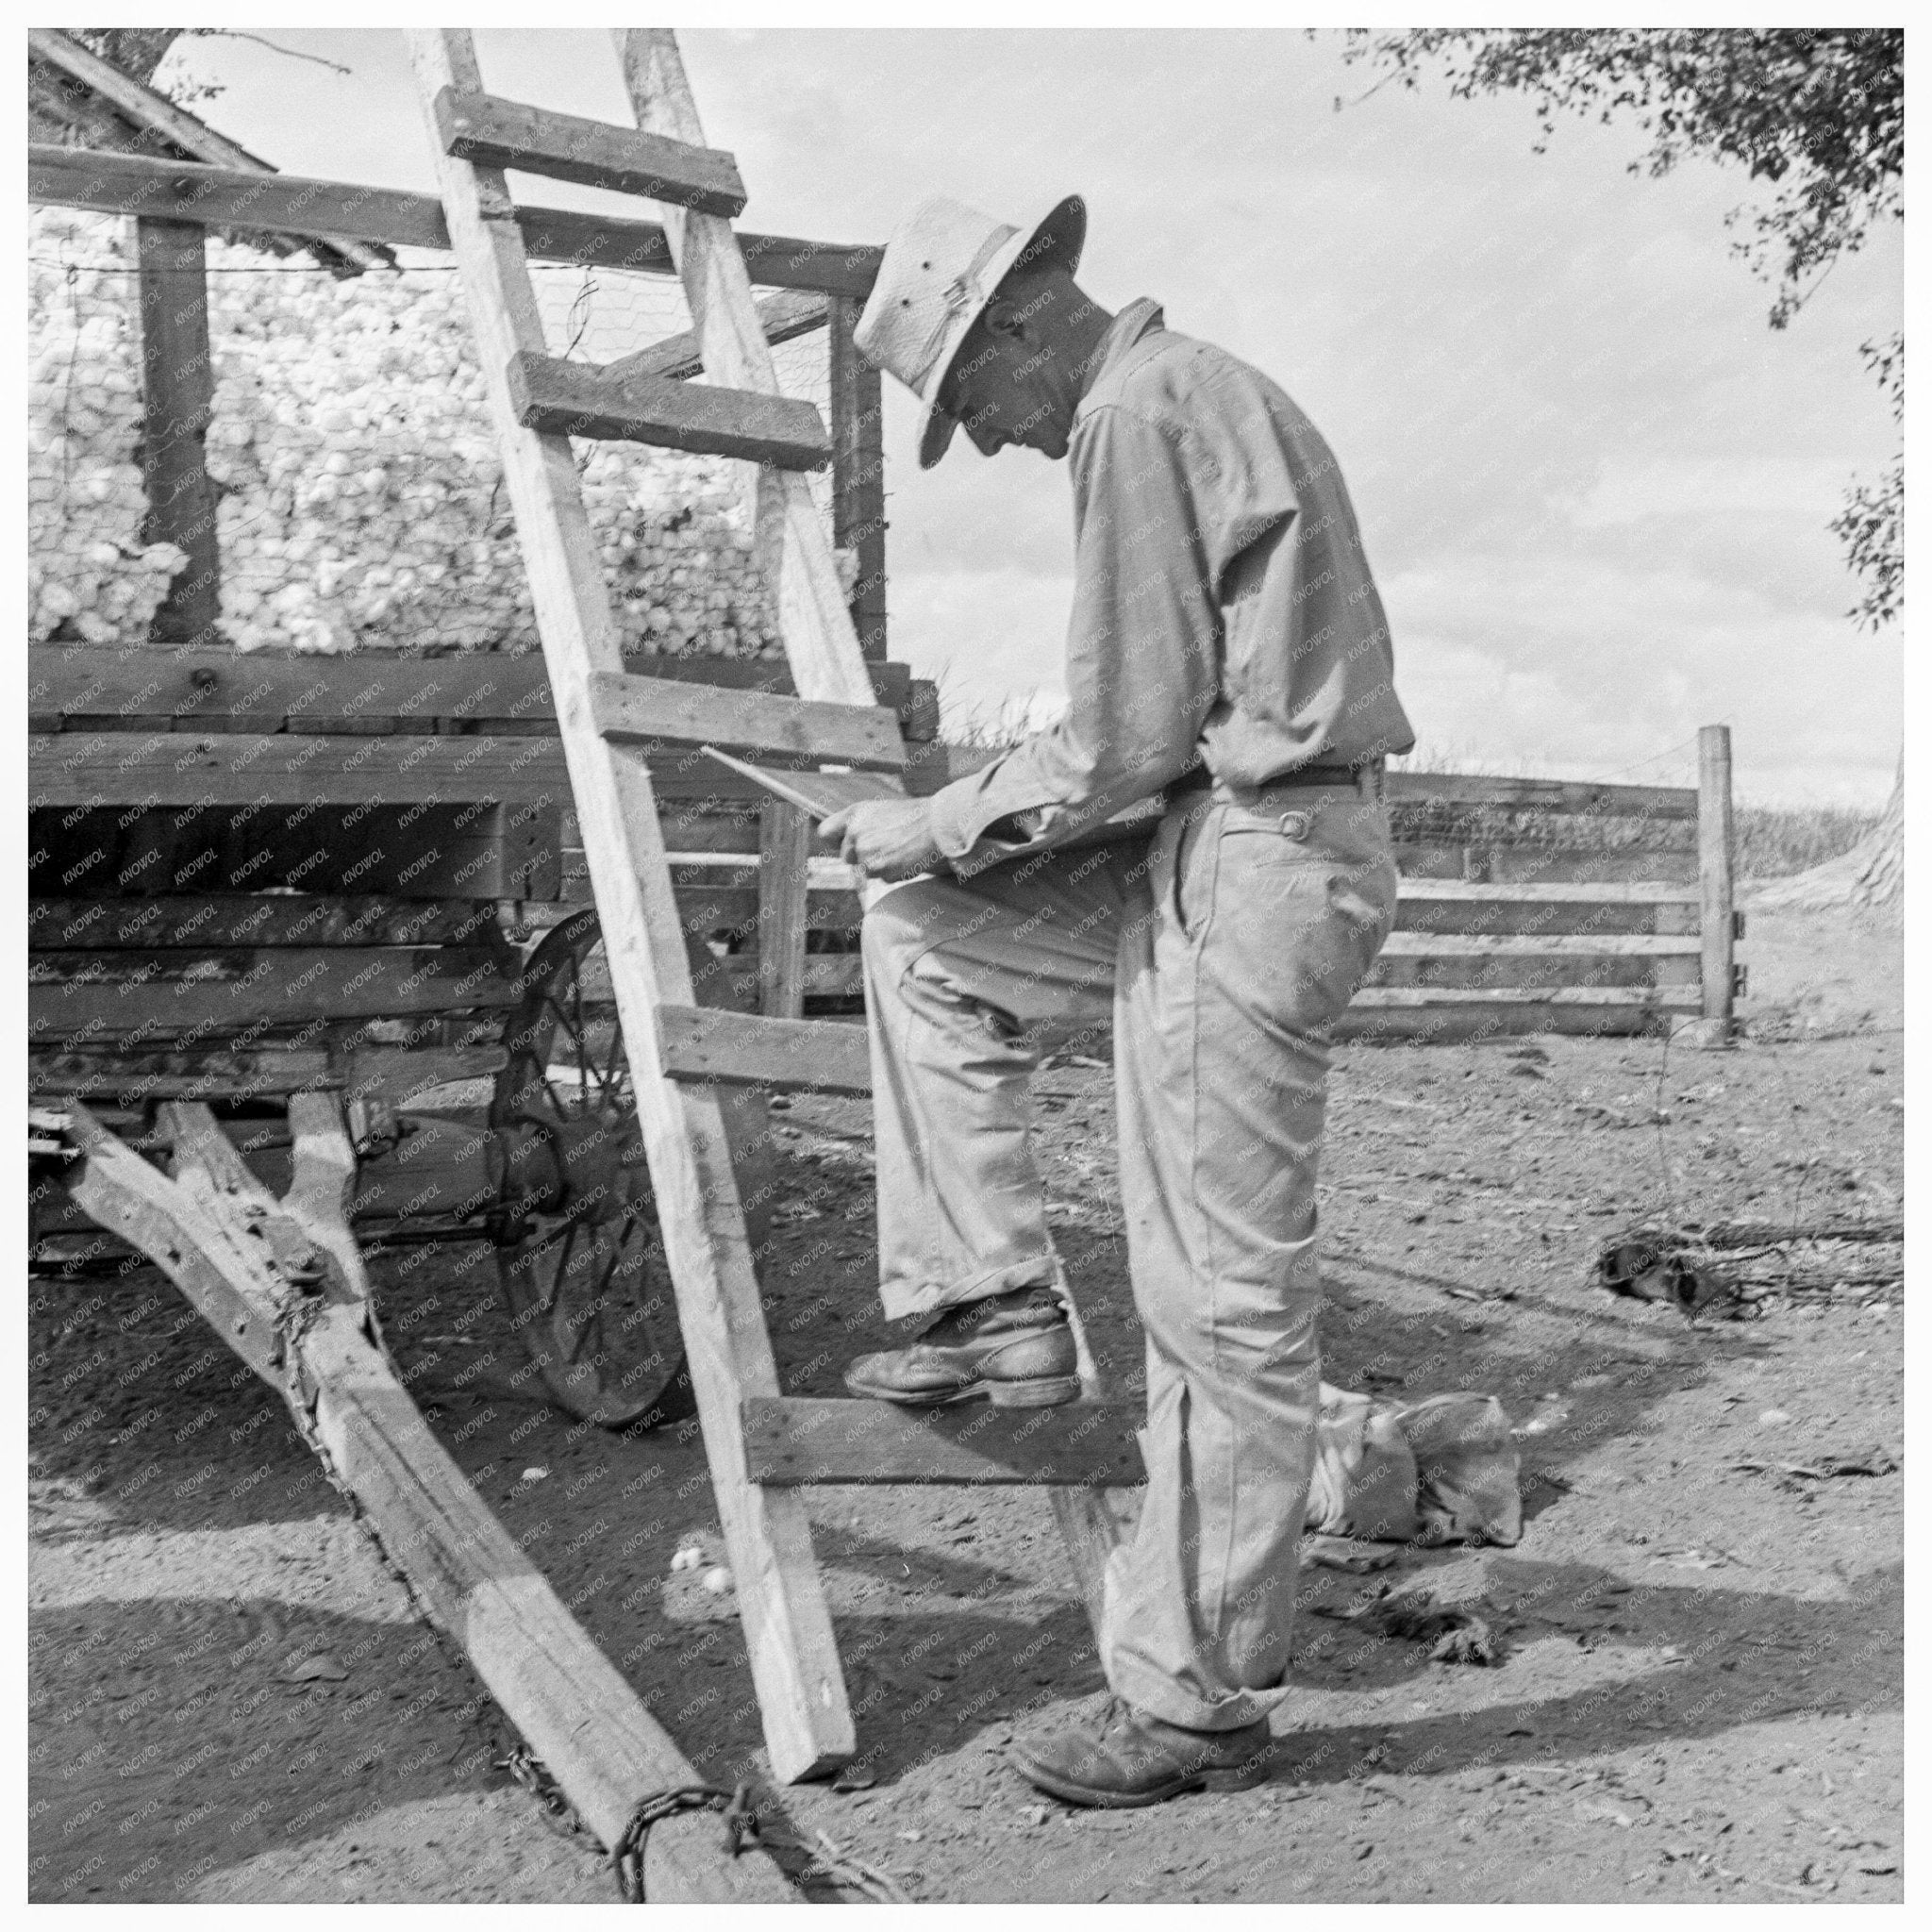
[1595,1217,1904,1319]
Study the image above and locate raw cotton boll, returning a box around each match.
[34,214,812,658]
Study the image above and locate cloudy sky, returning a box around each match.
[166,27,1903,804]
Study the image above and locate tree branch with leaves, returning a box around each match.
[1341,28,1903,632]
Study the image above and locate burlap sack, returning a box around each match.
[1306,1384,1522,1547]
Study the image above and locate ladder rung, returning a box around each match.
[508,351,830,469]
[612,291,829,385]
[741,1397,1147,1487]
[658,1008,872,1095]
[433,86,746,216]
[591,670,906,771]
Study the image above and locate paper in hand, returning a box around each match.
[700,745,907,821]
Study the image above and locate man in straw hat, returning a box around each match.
[820,192,1415,1807]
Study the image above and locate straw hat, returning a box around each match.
[855,193,1087,469]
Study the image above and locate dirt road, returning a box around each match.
[28,904,1903,1903]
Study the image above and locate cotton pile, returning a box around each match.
[29,209,186,643]
[30,209,846,657]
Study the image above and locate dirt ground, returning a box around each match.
[28,902,1904,1904]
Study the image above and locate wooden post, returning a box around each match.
[1697,724,1736,1033]
[135,217,221,645]
[757,802,810,1020]
[828,296,888,662]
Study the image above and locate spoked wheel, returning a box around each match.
[491,908,692,1428]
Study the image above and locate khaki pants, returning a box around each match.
[861,779,1399,1731]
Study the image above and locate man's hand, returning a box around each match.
[819,798,946,882]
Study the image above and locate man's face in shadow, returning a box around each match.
[938,284,1077,460]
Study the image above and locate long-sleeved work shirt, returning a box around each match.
[925,298,1415,875]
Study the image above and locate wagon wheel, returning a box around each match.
[491,908,692,1428]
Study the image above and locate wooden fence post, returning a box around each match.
[828,295,888,662]
[758,801,811,1020]
[1698,724,1736,1035]
[136,216,221,645]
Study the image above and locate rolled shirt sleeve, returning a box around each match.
[926,402,1245,874]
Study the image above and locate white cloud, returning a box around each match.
[1560,457,1853,530]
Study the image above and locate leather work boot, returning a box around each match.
[1008,1692,1276,1808]
[842,1285,1079,1408]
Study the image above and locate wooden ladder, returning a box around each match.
[410,27,1141,1786]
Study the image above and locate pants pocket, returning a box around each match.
[1171,805,1222,946]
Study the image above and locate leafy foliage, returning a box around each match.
[1830,333,1904,630]
[1342,29,1901,328]
[1344,29,1903,627]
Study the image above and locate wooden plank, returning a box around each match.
[1379,932,1700,958]
[508,351,830,468]
[1387,772,1696,819]
[434,87,746,217]
[828,296,889,662]
[591,669,903,769]
[31,733,569,808]
[608,289,827,383]
[28,896,504,949]
[1395,879,1701,905]
[1349,985,1700,1011]
[658,1008,871,1093]
[1367,953,1675,992]
[28,1045,506,1106]
[29,644,552,727]
[1393,843,1700,886]
[742,1398,1146,1487]
[31,143,883,294]
[671,887,862,935]
[410,27,852,1785]
[615,29,876,714]
[721,956,864,1002]
[31,803,542,902]
[1335,1002,1677,1043]
[29,644,911,729]
[1393,897,1681,938]
[32,1045,331,1102]
[136,218,221,645]
[1698,724,1736,1027]
[30,947,517,1040]
[758,805,811,1021]
[524,203,882,297]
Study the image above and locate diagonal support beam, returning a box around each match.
[58,1100,791,1900]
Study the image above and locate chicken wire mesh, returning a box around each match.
[29,207,845,658]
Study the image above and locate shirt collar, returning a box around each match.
[1076,297,1165,411]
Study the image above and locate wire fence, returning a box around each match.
[29,206,843,658]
